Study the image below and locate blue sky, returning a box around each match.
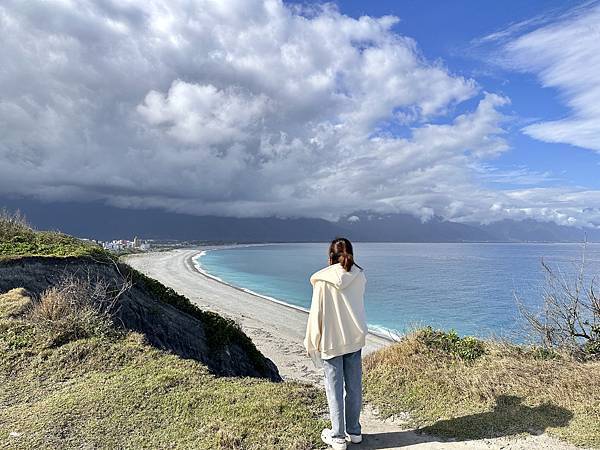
[316,0,600,190]
[1,0,599,227]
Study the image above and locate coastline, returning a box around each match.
[122,248,583,450]
[190,245,402,342]
[190,246,313,316]
[123,248,393,387]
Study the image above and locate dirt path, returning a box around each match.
[124,248,583,450]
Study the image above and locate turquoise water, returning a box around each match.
[195,243,600,340]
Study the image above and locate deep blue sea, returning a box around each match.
[195,243,600,340]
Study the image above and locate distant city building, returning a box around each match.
[100,237,151,252]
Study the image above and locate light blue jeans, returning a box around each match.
[322,349,362,439]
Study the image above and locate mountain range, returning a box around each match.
[2,198,598,243]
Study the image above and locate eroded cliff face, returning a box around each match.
[0,256,281,381]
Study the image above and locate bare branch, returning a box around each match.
[518,244,599,360]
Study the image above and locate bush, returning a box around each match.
[0,288,32,318]
[0,208,30,239]
[416,327,486,362]
[517,247,600,360]
[30,275,127,346]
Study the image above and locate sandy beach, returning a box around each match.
[124,248,584,450]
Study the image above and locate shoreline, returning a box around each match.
[122,248,582,450]
[189,246,400,343]
[123,248,393,387]
[189,248,312,315]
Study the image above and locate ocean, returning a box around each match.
[195,242,600,340]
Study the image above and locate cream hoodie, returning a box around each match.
[303,263,368,367]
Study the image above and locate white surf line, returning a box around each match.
[191,247,311,315]
[190,247,396,343]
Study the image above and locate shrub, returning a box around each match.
[517,247,600,360]
[0,288,32,318]
[30,274,127,346]
[0,208,30,239]
[416,327,486,362]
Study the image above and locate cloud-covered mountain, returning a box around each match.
[3,198,597,243]
[340,212,598,243]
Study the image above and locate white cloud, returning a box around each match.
[0,0,598,227]
[503,4,600,151]
[137,81,270,146]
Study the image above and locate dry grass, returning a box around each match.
[0,288,328,449]
[28,275,127,347]
[363,330,600,447]
[0,208,30,239]
[0,288,32,318]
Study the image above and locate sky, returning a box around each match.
[1,0,600,227]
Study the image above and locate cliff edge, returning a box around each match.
[0,255,281,381]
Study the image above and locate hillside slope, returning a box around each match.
[0,288,327,449]
[363,329,600,448]
[0,255,280,380]
[0,212,328,448]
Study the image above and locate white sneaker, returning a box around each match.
[345,432,363,443]
[321,428,347,450]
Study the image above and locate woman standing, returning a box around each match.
[304,237,368,450]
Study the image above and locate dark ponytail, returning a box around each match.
[329,237,362,272]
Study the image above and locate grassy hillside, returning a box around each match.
[363,328,600,448]
[0,288,328,449]
[0,209,105,260]
[0,210,328,448]
[0,209,275,377]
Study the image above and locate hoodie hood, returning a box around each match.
[310,263,363,290]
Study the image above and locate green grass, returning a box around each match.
[0,209,265,368]
[416,326,486,362]
[0,289,328,450]
[0,230,106,259]
[363,329,600,448]
[0,210,106,260]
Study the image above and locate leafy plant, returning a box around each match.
[417,327,486,362]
